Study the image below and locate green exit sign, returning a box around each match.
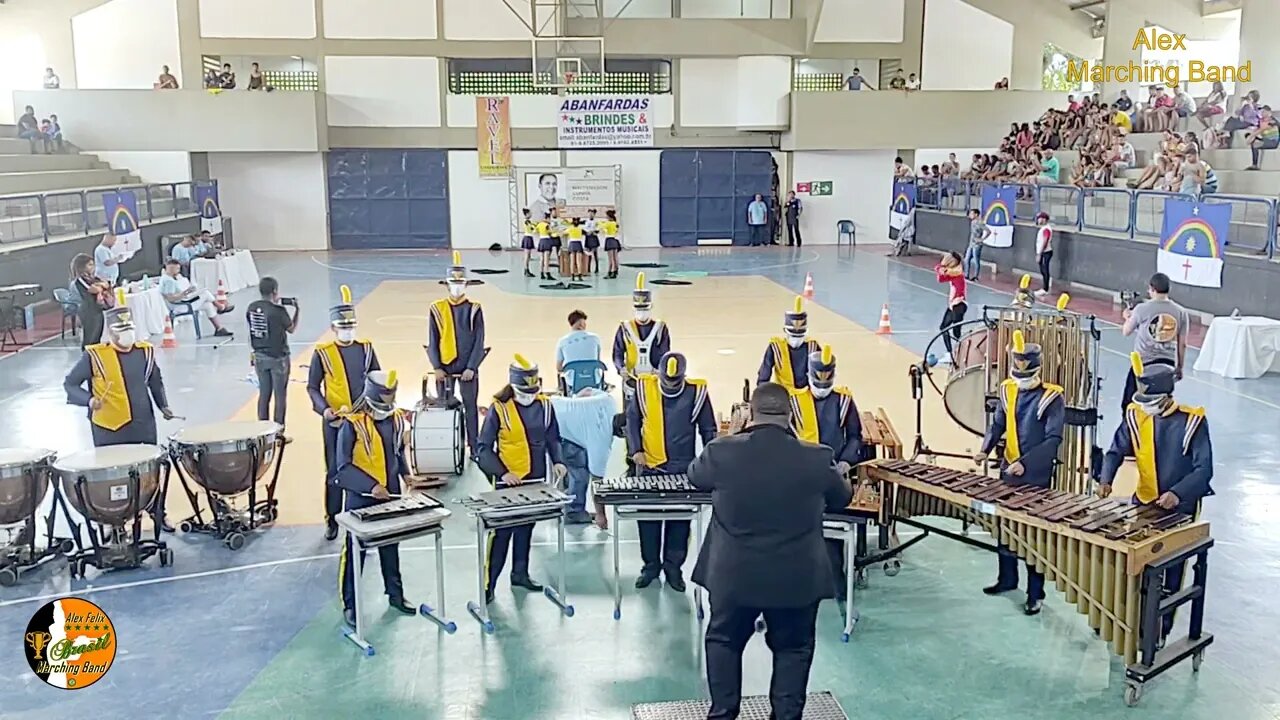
[810,181,833,196]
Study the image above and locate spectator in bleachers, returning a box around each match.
[906,73,920,91]
[1030,148,1060,185]
[48,114,63,151]
[1183,131,1202,155]
[888,69,907,90]
[1246,105,1278,171]
[219,63,237,90]
[1178,149,1207,195]
[248,62,265,90]
[1202,160,1219,194]
[43,67,60,89]
[1114,89,1134,117]
[1219,90,1260,147]
[1145,86,1177,133]
[203,67,220,89]
[845,68,868,91]
[994,77,1009,90]
[157,65,179,89]
[1196,81,1227,130]
[1015,123,1034,160]
[893,156,913,179]
[16,106,50,154]
[1173,89,1197,124]
[1067,95,1079,112]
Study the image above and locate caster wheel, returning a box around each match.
[884,561,901,577]
[482,621,495,635]
[0,567,17,587]
[563,605,575,618]
[224,532,245,551]
[841,633,850,643]
[444,621,458,634]
[1124,684,1142,707]
[364,646,376,657]
[59,539,76,555]
[159,548,174,567]
[178,521,193,534]
[613,608,621,621]
[855,573,869,590]
[1192,650,1204,672]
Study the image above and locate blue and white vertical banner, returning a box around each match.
[889,180,916,231]
[980,185,1016,248]
[1157,198,1227,288]
[102,191,142,259]
[196,183,223,235]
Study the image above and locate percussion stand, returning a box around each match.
[466,506,574,633]
[336,512,456,657]
[61,464,172,577]
[607,503,706,622]
[172,437,284,549]
[0,471,64,587]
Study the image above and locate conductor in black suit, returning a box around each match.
[690,382,853,720]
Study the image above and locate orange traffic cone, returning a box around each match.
[215,279,228,308]
[876,304,893,335]
[161,315,179,348]
[802,273,815,299]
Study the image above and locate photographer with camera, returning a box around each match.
[247,276,300,434]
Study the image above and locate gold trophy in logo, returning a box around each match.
[25,631,51,661]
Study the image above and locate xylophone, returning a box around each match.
[864,458,1213,685]
[350,493,442,523]
[593,473,710,505]
[460,484,571,520]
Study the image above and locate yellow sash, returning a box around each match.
[316,341,361,411]
[348,412,395,488]
[622,320,661,373]
[1002,383,1021,463]
[638,375,668,466]
[789,388,819,444]
[87,343,148,431]
[495,397,546,479]
[431,299,463,366]
[769,338,797,389]
[1127,404,1161,503]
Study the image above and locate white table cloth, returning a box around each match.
[1193,315,1280,379]
[190,250,260,295]
[120,285,168,338]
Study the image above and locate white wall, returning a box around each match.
[72,0,181,90]
[679,57,792,127]
[441,0,557,40]
[681,0,789,18]
[0,28,48,124]
[445,94,674,129]
[325,56,441,127]
[198,0,316,38]
[447,150,559,249]
[790,151,896,245]
[93,151,191,183]
[323,0,438,39]
[565,150,661,248]
[206,152,327,251]
[921,0,1012,90]
[814,0,904,42]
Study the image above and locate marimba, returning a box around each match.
[458,483,574,633]
[865,459,1214,705]
[335,492,454,654]
[594,473,709,621]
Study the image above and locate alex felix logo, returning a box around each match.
[23,597,117,690]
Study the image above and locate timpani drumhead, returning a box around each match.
[0,448,54,526]
[170,420,280,445]
[943,365,989,437]
[411,406,464,476]
[54,445,164,473]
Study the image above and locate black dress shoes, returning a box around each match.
[635,571,659,589]
[324,520,339,541]
[510,575,544,592]
[388,597,417,615]
[1024,599,1043,616]
[665,572,687,593]
[983,582,1018,595]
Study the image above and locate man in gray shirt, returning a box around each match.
[1121,272,1188,412]
[964,209,991,280]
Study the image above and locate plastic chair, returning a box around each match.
[52,288,80,339]
[169,301,203,339]
[559,359,607,395]
[837,220,856,245]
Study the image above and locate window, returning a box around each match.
[791,72,845,92]
[446,58,671,95]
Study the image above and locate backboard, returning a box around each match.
[531,36,605,93]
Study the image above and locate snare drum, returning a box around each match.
[169,421,282,496]
[410,406,465,476]
[0,448,54,526]
[53,445,165,526]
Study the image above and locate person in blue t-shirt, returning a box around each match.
[556,309,603,391]
[747,194,769,246]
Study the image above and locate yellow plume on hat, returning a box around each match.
[1012,330,1026,353]
[452,250,462,266]
[821,344,834,364]
[1130,352,1144,375]
[793,296,804,313]
[340,285,352,304]
[386,370,398,388]
[115,288,126,306]
[1019,274,1031,290]
[636,272,646,289]
[513,353,533,370]
[1056,293,1070,311]
[666,356,679,376]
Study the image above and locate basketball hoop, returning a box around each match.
[562,71,576,93]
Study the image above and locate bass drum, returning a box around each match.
[942,327,998,437]
[410,406,465,476]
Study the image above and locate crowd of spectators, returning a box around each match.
[15,104,63,154]
[203,61,271,91]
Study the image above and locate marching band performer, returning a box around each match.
[427,252,486,457]
[1099,354,1213,638]
[333,370,416,629]
[972,331,1064,616]
[757,296,821,390]
[612,273,672,402]
[64,293,176,531]
[626,352,718,591]
[790,345,863,601]
[307,285,381,541]
[65,293,176,445]
[476,355,568,604]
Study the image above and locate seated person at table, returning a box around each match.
[170,236,198,272]
[159,259,233,336]
[194,230,221,257]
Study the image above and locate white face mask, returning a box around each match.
[634,310,651,323]
[113,330,136,349]
[811,385,833,399]
[514,390,538,406]
[335,328,356,343]
[1014,374,1041,390]
[786,336,805,349]
[448,283,466,300]
[369,405,394,421]
[1136,396,1170,416]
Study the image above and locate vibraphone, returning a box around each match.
[335,492,455,654]
[458,484,574,632]
[594,473,710,621]
[866,459,1214,705]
